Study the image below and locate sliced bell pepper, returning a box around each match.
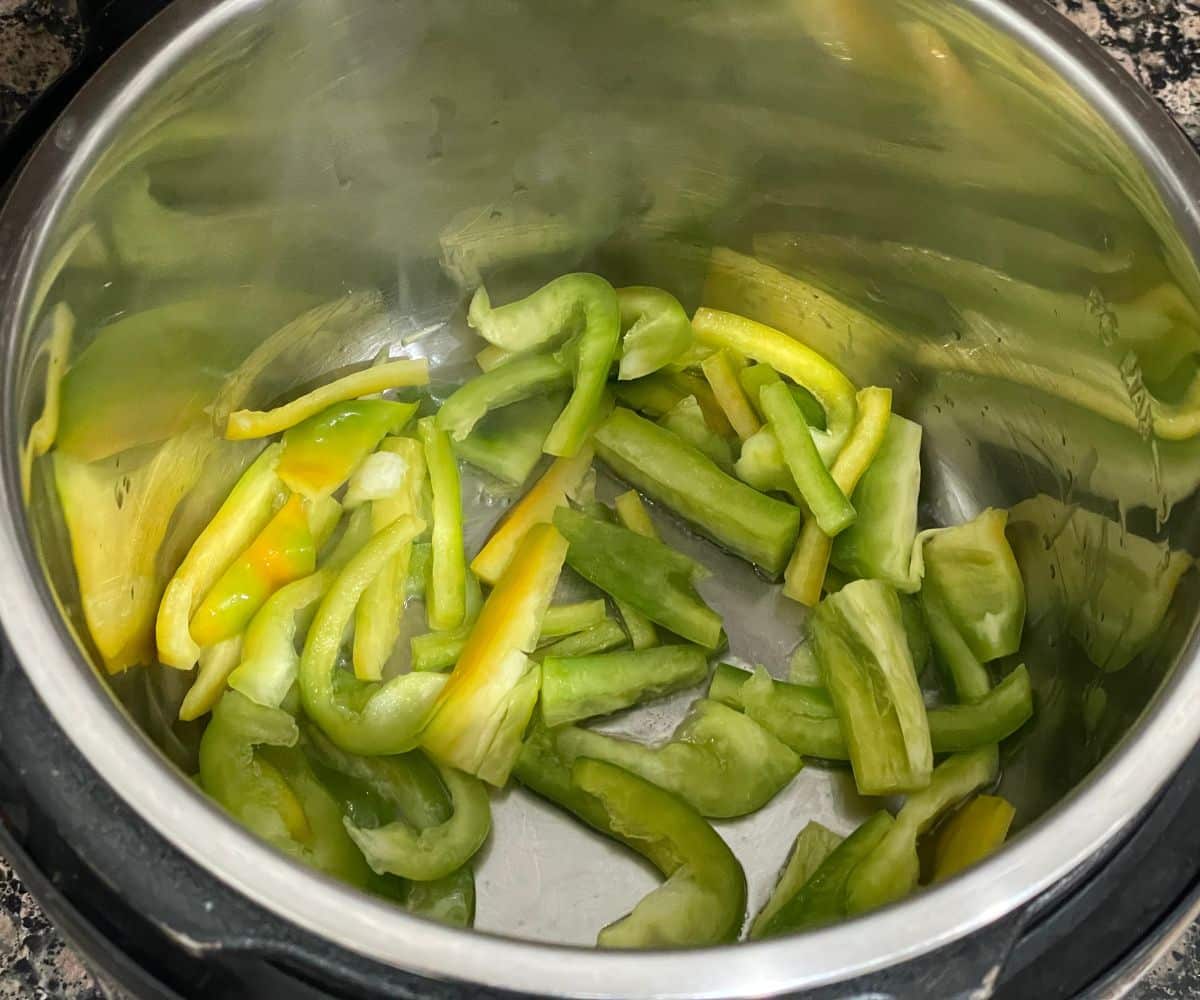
[420,523,568,785]
[534,619,629,661]
[931,794,1016,882]
[594,407,801,576]
[157,443,286,670]
[178,635,243,722]
[278,400,417,500]
[812,579,932,795]
[739,363,827,429]
[475,343,512,372]
[454,392,568,487]
[401,868,476,928]
[691,307,857,465]
[831,414,923,592]
[554,506,723,650]
[541,645,709,727]
[784,387,893,605]
[613,373,689,420]
[417,417,468,632]
[225,358,430,440]
[660,396,736,472]
[555,698,801,818]
[471,445,594,586]
[701,349,761,441]
[199,690,371,886]
[468,273,621,457]
[20,301,74,504]
[756,812,894,937]
[734,427,802,503]
[616,286,694,381]
[579,498,662,650]
[845,745,1000,914]
[614,490,658,540]
[437,354,571,443]
[299,516,448,755]
[539,600,610,640]
[750,820,843,939]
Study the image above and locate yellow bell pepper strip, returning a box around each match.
[475,343,512,372]
[157,443,286,670]
[740,363,827,429]
[813,580,933,795]
[471,445,594,586]
[420,523,568,785]
[512,727,746,948]
[554,506,723,650]
[614,490,658,539]
[541,645,709,728]
[299,515,448,756]
[750,821,843,939]
[762,381,856,536]
[468,273,621,457]
[932,794,1016,883]
[436,354,571,443]
[20,301,74,504]
[178,635,243,722]
[712,663,1034,757]
[417,417,467,632]
[831,415,923,592]
[188,495,317,649]
[555,699,801,818]
[921,509,1025,701]
[198,690,371,886]
[533,619,629,661]
[701,349,761,441]
[277,400,416,500]
[224,358,430,440]
[659,396,736,472]
[784,387,893,605]
[616,286,694,381]
[594,407,802,576]
[756,812,894,937]
[454,391,567,487]
[691,307,857,465]
[845,746,1000,914]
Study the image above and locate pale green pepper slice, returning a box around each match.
[616,286,694,381]
[436,355,571,443]
[419,417,467,632]
[750,821,843,939]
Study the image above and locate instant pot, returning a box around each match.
[3,0,1200,996]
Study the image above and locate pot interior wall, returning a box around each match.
[9,0,1200,945]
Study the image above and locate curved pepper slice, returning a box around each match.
[157,443,286,670]
[555,698,800,818]
[616,286,694,382]
[178,635,243,722]
[437,354,571,443]
[198,690,371,886]
[278,400,416,500]
[419,417,468,632]
[931,794,1016,882]
[225,358,429,440]
[691,307,857,464]
[299,516,447,755]
[701,349,760,441]
[469,273,620,458]
[421,523,568,785]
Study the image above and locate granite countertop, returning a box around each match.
[2,0,1200,997]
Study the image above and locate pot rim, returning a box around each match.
[3,1,1200,996]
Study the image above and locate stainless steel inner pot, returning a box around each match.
[3,0,1200,995]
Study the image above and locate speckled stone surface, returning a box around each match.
[2,0,1200,997]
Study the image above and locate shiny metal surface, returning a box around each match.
[3,0,1200,995]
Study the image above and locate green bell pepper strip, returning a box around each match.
[421,523,568,785]
[475,343,512,372]
[534,619,629,661]
[553,506,724,650]
[831,414,923,592]
[198,690,371,886]
[701,349,761,441]
[580,498,661,650]
[750,820,844,939]
[712,663,1034,757]
[418,417,467,632]
[739,363,827,429]
[555,698,801,819]
[594,407,801,576]
[179,635,243,722]
[540,645,709,727]
[660,396,736,472]
[540,600,609,639]
[691,307,857,465]
[784,387,893,605]
[734,427,802,503]
[157,443,286,670]
[454,392,567,486]
[813,580,933,795]
[761,381,856,536]
[613,373,688,420]
[225,358,430,440]
[468,273,621,458]
[845,746,1000,914]
[277,400,417,500]
[436,354,571,443]
[406,542,432,599]
[299,516,448,755]
[401,868,476,927]
[189,494,317,648]
[757,812,894,937]
[616,286,694,381]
